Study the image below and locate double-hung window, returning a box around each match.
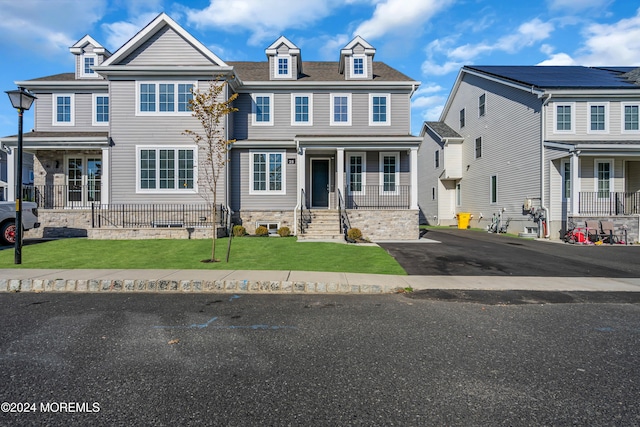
[623,104,639,132]
[138,147,196,192]
[380,152,399,194]
[331,94,351,125]
[137,82,196,115]
[291,94,312,125]
[252,94,273,125]
[93,95,109,126]
[595,160,613,199]
[351,55,367,78]
[555,103,574,132]
[459,108,465,128]
[478,93,486,117]
[490,175,498,204]
[588,103,608,133]
[82,54,97,77]
[53,94,74,126]
[435,150,440,168]
[250,151,285,194]
[475,137,482,159]
[347,153,366,194]
[370,94,390,125]
[275,55,292,78]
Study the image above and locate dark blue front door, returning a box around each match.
[311,159,329,208]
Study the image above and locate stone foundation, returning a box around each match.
[568,216,639,244]
[232,210,296,235]
[346,209,419,241]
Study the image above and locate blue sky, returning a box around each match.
[1,0,640,137]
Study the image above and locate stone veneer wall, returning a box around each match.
[232,210,296,235]
[569,216,639,244]
[346,209,419,241]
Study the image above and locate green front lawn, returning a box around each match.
[0,237,406,275]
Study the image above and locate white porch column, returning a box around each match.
[571,152,580,215]
[297,145,306,205]
[6,149,15,201]
[410,147,419,209]
[101,147,109,205]
[336,148,344,201]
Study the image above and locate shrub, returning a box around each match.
[347,228,362,241]
[232,225,246,237]
[255,225,269,236]
[277,226,291,237]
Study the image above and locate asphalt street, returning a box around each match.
[1,292,639,426]
[380,228,640,276]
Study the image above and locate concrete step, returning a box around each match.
[298,233,345,242]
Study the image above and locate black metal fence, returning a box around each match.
[91,204,228,229]
[23,185,99,209]
[579,192,640,215]
[344,185,410,209]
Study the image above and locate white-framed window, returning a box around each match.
[490,175,498,204]
[622,103,639,133]
[478,93,486,117]
[53,94,74,126]
[554,103,575,133]
[291,94,313,126]
[370,94,390,126]
[93,94,109,126]
[330,94,351,126]
[136,81,196,115]
[350,55,367,78]
[434,150,440,168]
[379,152,399,194]
[249,150,286,195]
[562,160,571,200]
[252,93,273,126]
[274,55,292,78]
[595,159,613,198]
[475,137,482,159]
[256,222,280,235]
[459,108,465,128]
[136,146,197,193]
[588,102,609,133]
[82,54,97,77]
[347,152,366,194]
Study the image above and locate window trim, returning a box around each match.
[350,54,368,79]
[379,151,400,195]
[346,152,366,195]
[251,93,274,126]
[562,159,571,200]
[490,174,498,204]
[330,93,352,126]
[554,102,575,134]
[478,93,486,117]
[459,108,465,128]
[81,54,98,78]
[594,159,614,198]
[92,94,109,126]
[249,150,287,195]
[136,81,197,116]
[291,93,313,126]
[274,54,292,79]
[53,94,75,126]
[622,103,640,133]
[587,102,609,134]
[369,93,390,126]
[135,146,198,194]
[475,136,482,159]
[434,150,440,169]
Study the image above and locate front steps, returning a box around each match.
[298,209,345,241]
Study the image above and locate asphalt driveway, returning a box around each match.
[379,228,640,277]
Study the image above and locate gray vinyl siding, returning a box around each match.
[108,80,226,204]
[344,45,373,81]
[35,91,108,132]
[268,45,299,80]
[545,98,640,141]
[229,148,297,211]
[233,91,411,140]
[119,26,216,66]
[442,73,542,219]
[417,129,444,224]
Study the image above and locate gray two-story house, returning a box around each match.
[420,66,640,242]
[2,13,422,241]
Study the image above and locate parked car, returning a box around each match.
[0,201,40,246]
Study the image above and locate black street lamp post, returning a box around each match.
[6,87,36,264]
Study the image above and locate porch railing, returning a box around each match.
[578,192,640,216]
[299,189,311,234]
[23,184,100,209]
[337,188,351,239]
[343,185,410,209]
[91,203,227,229]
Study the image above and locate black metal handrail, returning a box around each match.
[91,203,226,229]
[343,185,410,209]
[299,189,311,234]
[337,188,351,240]
[578,192,640,215]
[23,184,100,209]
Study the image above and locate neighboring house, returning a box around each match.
[0,13,422,241]
[419,65,640,242]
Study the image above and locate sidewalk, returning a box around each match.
[2,269,640,294]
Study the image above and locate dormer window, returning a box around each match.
[350,55,367,78]
[275,54,292,78]
[82,54,97,77]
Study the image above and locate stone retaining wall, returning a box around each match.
[232,210,295,235]
[346,209,419,240]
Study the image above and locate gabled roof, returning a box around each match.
[341,36,376,55]
[100,13,227,67]
[420,122,462,140]
[265,36,300,56]
[70,35,111,56]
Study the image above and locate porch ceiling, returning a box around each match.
[0,131,110,149]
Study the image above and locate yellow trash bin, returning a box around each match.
[457,213,471,229]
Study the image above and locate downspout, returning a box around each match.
[540,93,552,238]
[293,140,300,236]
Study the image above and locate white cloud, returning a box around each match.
[0,0,107,55]
[547,0,611,11]
[421,59,464,76]
[353,0,455,40]
[421,104,445,122]
[101,12,161,51]
[412,94,445,109]
[319,34,351,60]
[537,45,576,65]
